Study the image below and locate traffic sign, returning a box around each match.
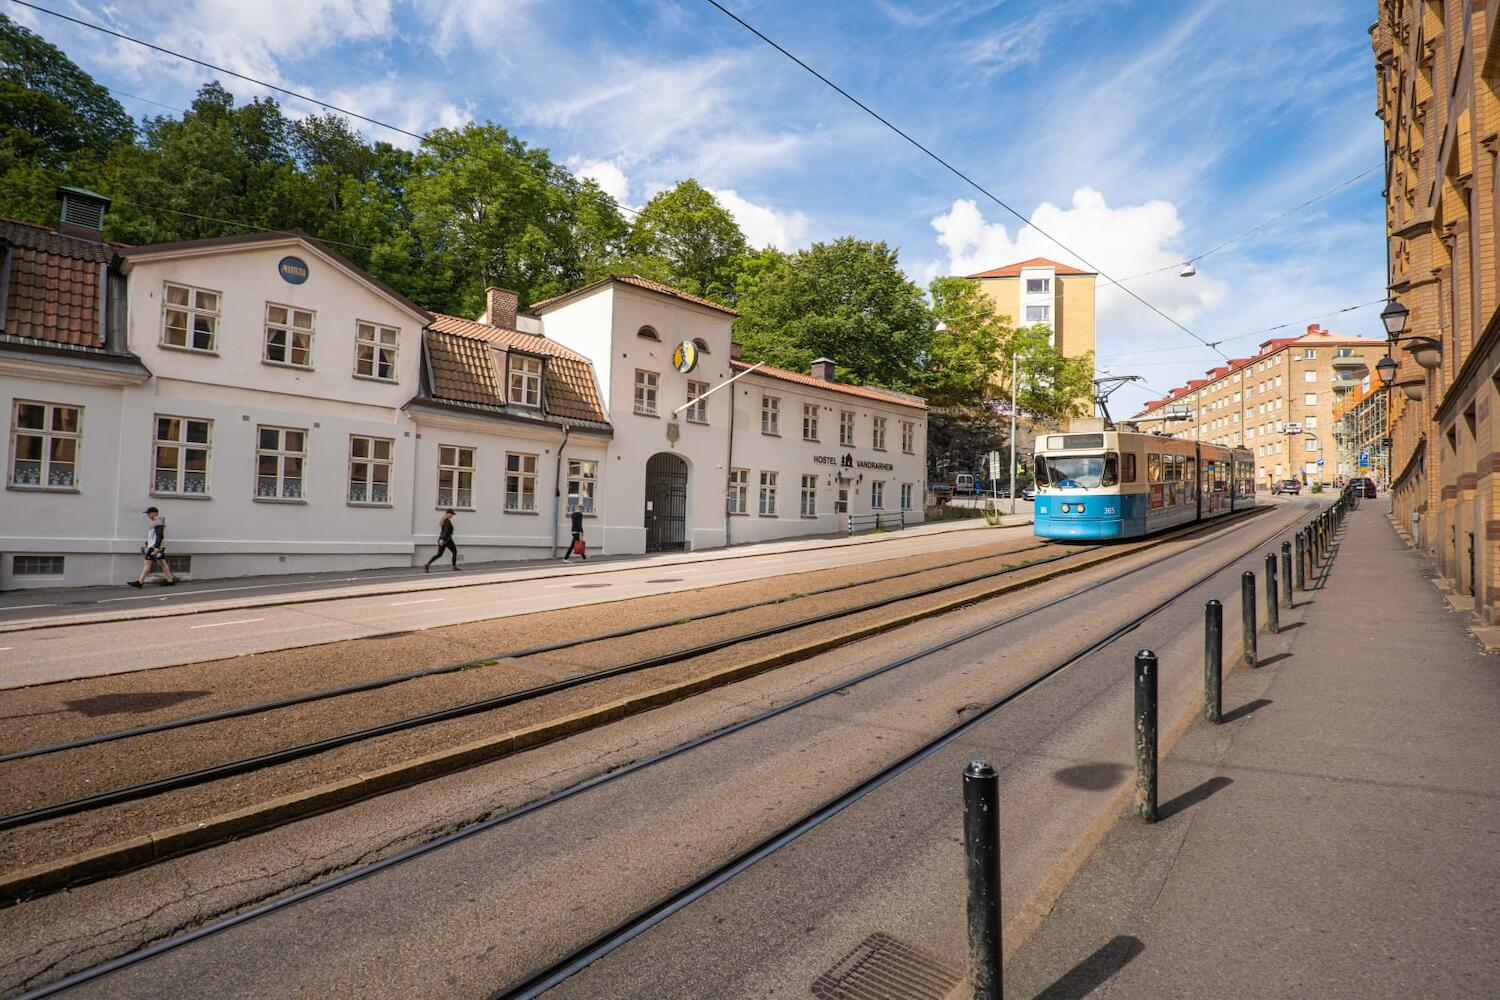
[1358,450,1370,470]
[1285,421,1303,434]
[1316,458,1325,467]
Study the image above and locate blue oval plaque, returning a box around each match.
[278,256,309,284]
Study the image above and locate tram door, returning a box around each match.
[644,452,688,551]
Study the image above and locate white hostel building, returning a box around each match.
[0,192,926,590]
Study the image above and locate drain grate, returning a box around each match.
[811,932,963,1000]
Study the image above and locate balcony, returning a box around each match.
[1330,351,1369,378]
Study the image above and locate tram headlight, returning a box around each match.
[1060,503,1071,513]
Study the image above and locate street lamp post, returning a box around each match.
[1009,354,1018,516]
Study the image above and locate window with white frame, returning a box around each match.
[1303,369,1317,383]
[10,400,81,489]
[348,435,392,504]
[355,322,399,380]
[759,470,778,515]
[566,459,597,514]
[264,303,314,367]
[1025,305,1051,323]
[437,445,475,509]
[505,452,538,511]
[1305,438,1320,452]
[800,474,817,517]
[839,410,855,446]
[802,403,819,441]
[871,480,885,509]
[509,354,543,408]
[255,426,306,499]
[761,395,780,435]
[900,483,913,509]
[1275,375,1282,388]
[686,380,709,423]
[901,421,914,453]
[1304,393,1317,406]
[1025,277,1051,293]
[153,415,211,495]
[634,370,659,416]
[728,468,749,514]
[872,416,887,450]
[162,282,219,352]
[1303,349,1317,360]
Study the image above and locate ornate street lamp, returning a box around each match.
[1380,297,1441,370]
[1380,298,1409,338]
[1375,354,1398,385]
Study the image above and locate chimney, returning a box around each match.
[56,186,110,242]
[810,357,836,382]
[484,287,518,330]
[730,341,743,361]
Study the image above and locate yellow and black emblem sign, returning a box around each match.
[672,340,699,374]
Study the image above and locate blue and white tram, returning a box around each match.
[1032,430,1255,540]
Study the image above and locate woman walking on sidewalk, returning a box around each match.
[127,506,175,588]
[563,507,587,560]
[425,509,460,572]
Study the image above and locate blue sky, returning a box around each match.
[13,0,1386,414]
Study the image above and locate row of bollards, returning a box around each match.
[961,493,1357,998]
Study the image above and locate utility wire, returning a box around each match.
[700,0,1229,361]
[1094,166,1379,291]
[1101,298,1387,362]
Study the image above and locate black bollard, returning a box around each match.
[1281,541,1293,608]
[1134,650,1158,822]
[1204,600,1223,724]
[1295,531,1306,592]
[1265,552,1280,634]
[963,759,1002,1000]
[1242,570,1258,667]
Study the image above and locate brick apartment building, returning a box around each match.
[1131,325,1387,489]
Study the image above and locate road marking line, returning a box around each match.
[188,618,266,630]
[0,647,12,652]
[389,598,444,606]
[0,603,57,611]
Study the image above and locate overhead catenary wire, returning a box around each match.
[699,0,1229,362]
[1101,297,1388,364]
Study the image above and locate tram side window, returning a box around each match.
[1147,453,1161,483]
[1122,453,1137,483]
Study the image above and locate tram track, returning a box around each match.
[9,501,1312,999]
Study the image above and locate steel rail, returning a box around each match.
[13,502,1303,999]
[0,541,1054,765]
[0,543,1090,832]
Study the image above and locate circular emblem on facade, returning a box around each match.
[278,256,309,284]
[672,340,699,374]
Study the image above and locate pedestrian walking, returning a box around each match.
[563,507,587,560]
[127,506,175,588]
[425,509,460,572]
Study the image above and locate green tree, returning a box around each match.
[1001,323,1096,422]
[733,237,933,393]
[623,179,747,303]
[924,276,1010,406]
[0,12,134,222]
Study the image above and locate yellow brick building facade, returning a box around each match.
[1375,1,1500,622]
[967,257,1097,361]
[1130,326,1387,488]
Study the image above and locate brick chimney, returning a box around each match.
[810,357,836,382]
[484,287,518,330]
[56,186,110,242]
[730,341,743,361]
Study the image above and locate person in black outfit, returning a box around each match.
[563,507,587,560]
[425,509,460,571]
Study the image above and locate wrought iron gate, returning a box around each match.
[645,452,688,551]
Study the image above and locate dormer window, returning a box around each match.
[508,354,543,408]
[638,326,660,341]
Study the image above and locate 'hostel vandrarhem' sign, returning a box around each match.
[813,453,894,471]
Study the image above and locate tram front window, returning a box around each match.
[1036,453,1118,489]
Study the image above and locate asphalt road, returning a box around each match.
[4,499,1315,998]
[0,521,1020,689]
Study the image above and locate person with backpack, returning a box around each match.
[424,509,460,572]
[128,506,175,588]
[564,507,587,560]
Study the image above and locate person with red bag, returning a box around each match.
[564,507,587,560]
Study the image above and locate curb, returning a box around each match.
[0,521,1211,902]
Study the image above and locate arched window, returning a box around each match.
[693,337,710,354]
[637,325,660,341]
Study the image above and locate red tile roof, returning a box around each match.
[531,273,738,317]
[1,218,115,348]
[966,257,1095,279]
[731,359,927,410]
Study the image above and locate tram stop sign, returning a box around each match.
[1358,450,1370,470]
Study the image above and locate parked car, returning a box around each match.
[1347,476,1378,498]
[930,483,954,503]
[1271,479,1302,495]
[1021,485,1035,502]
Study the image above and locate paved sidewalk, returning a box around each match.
[1005,504,1500,999]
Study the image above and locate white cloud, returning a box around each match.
[569,158,631,205]
[710,189,810,252]
[409,0,533,59]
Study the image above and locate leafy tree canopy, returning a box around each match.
[924,276,1010,407]
[623,179,748,304]
[1000,323,1096,422]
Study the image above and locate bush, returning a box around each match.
[1311,482,1323,493]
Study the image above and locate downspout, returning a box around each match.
[551,422,570,559]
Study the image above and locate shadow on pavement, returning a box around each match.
[1052,762,1130,790]
[1220,698,1272,724]
[1156,775,1233,821]
[1033,934,1145,999]
[1257,652,1293,667]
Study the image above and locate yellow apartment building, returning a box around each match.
[967,257,1097,361]
[1130,325,1388,488]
